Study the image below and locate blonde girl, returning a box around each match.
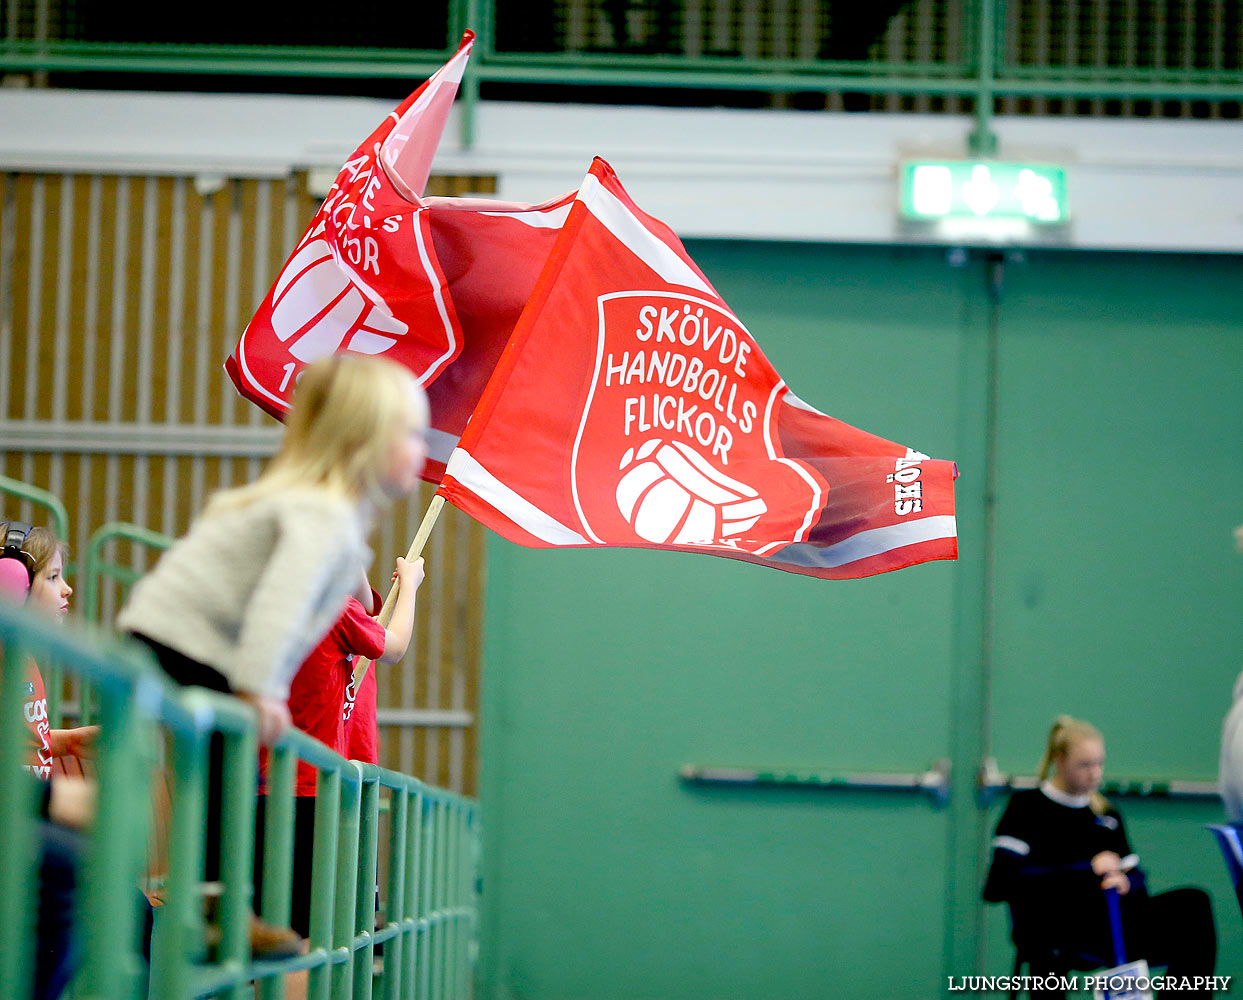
[983,716,1215,997]
[118,353,428,741]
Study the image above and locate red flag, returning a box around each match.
[437,159,958,579]
[226,30,582,484]
[226,33,474,423]
[420,193,573,481]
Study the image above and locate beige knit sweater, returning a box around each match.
[117,488,371,698]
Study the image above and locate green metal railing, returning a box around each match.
[0,602,480,1000]
[1,0,1240,153]
[0,474,71,550]
[80,522,173,628]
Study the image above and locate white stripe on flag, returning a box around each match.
[576,173,714,295]
[445,449,589,545]
[776,515,957,569]
[426,426,459,465]
[408,211,458,382]
[479,205,572,229]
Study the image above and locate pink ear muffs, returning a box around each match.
[0,555,31,603]
[1,520,36,587]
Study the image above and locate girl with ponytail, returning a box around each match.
[983,716,1216,997]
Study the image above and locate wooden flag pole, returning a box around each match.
[351,493,446,689]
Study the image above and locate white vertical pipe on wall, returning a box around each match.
[191,188,214,515]
[103,176,130,625]
[21,175,44,493]
[163,177,187,537]
[282,174,300,259]
[131,175,159,567]
[449,518,469,793]
[50,175,73,508]
[246,179,272,484]
[77,176,102,562]
[424,512,445,784]
[218,180,243,491]
[0,175,14,429]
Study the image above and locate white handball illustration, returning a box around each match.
[616,439,768,546]
[269,222,407,363]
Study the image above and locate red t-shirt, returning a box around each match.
[23,663,52,780]
[268,597,385,796]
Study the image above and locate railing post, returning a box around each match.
[414,792,432,1000]
[150,708,210,1000]
[219,706,260,1000]
[308,769,341,1000]
[77,668,154,1000]
[354,772,381,1000]
[969,0,1000,156]
[382,786,409,1000]
[467,807,480,1000]
[0,637,38,1000]
[333,763,362,1000]
[258,743,297,1000]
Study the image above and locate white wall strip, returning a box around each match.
[376,709,474,728]
[0,420,281,455]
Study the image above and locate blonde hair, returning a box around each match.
[1038,715,1110,815]
[208,354,427,515]
[20,525,68,581]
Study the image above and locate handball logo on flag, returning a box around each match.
[571,291,827,553]
[227,33,474,419]
[267,219,409,363]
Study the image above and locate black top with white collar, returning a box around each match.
[983,784,1146,949]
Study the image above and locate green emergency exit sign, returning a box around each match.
[900,161,1068,223]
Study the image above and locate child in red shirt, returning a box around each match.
[256,555,422,938]
[2,525,97,779]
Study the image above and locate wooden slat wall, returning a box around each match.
[0,169,493,795]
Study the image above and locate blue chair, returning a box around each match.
[1006,888,1127,999]
[1206,823,1243,920]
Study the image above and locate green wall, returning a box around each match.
[477,242,1243,1000]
